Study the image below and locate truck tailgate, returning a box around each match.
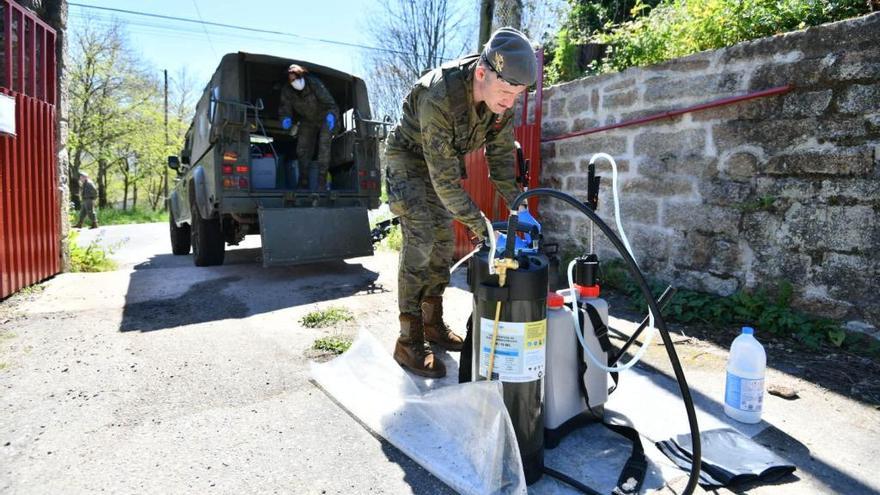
[258,206,374,267]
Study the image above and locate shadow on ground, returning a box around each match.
[119,249,383,332]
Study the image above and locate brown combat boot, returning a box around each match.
[421,296,464,352]
[393,314,446,378]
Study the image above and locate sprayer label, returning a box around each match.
[725,372,764,412]
[479,318,546,382]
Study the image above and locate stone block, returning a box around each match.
[622,176,694,197]
[572,118,600,132]
[565,175,592,193]
[791,284,854,320]
[550,98,567,118]
[764,146,875,177]
[618,108,686,128]
[634,128,706,158]
[713,119,815,155]
[700,179,754,206]
[782,90,833,117]
[604,78,637,92]
[603,89,638,110]
[829,48,880,81]
[749,59,829,90]
[545,160,577,176]
[676,269,740,296]
[568,94,593,115]
[543,120,570,138]
[540,142,557,160]
[620,197,660,225]
[664,202,741,233]
[584,158,629,174]
[818,178,880,202]
[652,52,713,72]
[866,114,880,135]
[780,203,878,252]
[644,73,740,102]
[558,135,627,160]
[691,96,781,122]
[837,83,880,114]
[817,117,868,141]
[721,151,759,180]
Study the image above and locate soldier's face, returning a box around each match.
[477,66,526,114]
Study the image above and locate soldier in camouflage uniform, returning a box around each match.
[75,172,99,229]
[384,28,537,378]
[279,64,340,191]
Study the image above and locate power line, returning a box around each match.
[190,0,218,58]
[68,2,412,58]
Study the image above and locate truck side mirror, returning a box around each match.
[168,156,180,170]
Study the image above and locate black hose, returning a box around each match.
[511,188,702,495]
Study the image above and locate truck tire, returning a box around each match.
[190,197,225,266]
[169,211,191,255]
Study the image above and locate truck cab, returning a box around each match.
[167,52,387,266]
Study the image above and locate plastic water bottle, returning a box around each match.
[724,326,766,423]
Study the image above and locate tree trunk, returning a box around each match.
[479,0,495,50]
[97,159,108,209]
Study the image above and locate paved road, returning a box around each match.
[1,223,878,494]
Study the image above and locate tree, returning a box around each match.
[363,0,471,121]
[68,19,191,212]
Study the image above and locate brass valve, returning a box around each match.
[493,257,519,288]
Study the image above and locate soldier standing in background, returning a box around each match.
[279,64,340,191]
[384,27,537,378]
[75,172,99,229]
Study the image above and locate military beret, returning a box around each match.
[481,27,537,87]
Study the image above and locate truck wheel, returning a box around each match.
[169,211,191,255]
[190,198,225,266]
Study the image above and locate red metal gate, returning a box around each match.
[453,51,544,258]
[0,0,59,299]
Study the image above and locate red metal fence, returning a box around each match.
[453,51,544,258]
[0,0,60,299]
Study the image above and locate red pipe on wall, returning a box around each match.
[542,84,793,143]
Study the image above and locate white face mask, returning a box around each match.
[291,78,305,91]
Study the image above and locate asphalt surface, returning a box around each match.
[1,222,878,494]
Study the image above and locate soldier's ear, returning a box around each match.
[475,65,488,83]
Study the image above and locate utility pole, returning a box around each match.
[163,69,169,212]
[479,0,494,50]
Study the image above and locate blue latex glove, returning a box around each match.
[325,112,335,131]
[282,117,293,130]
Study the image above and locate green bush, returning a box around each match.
[593,0,872,74]
[68,230,117,272]
[312,335,353,355]
[600,259,866,353]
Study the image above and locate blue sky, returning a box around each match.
[68,0,429,89]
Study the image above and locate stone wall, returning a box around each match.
[537,13,879,328]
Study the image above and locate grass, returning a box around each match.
[312,335,353,355]
[300,306,355,328]
[69,206,166,226]
[18,284,46,296]
[68,230,117,272]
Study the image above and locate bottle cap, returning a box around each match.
[547,292,564,309]
[742,326,754,335]
[575,284,601,298]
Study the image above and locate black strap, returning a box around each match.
[580,302,619,395]
[605,422,648,495]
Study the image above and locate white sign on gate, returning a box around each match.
[0,94,15,136]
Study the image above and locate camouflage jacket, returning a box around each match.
[279,75,339,126]
[81,180,98,200]
[385,55,519,238]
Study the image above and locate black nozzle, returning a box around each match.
[504,213,519,257]
[574,253,599,286]
[587,163,601,211]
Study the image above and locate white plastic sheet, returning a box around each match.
[311,330,526,494]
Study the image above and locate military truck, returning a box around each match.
[167,52,387,266]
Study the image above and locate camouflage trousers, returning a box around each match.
[77,198,97,226]
[297,123,331,189]
[385,148,455,317]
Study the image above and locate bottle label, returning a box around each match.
[725,372,764,412]
[479,318,546,382]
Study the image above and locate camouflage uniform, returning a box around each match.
[77,178,98,228]
[279,75,340,188]
[384,55,520,317]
